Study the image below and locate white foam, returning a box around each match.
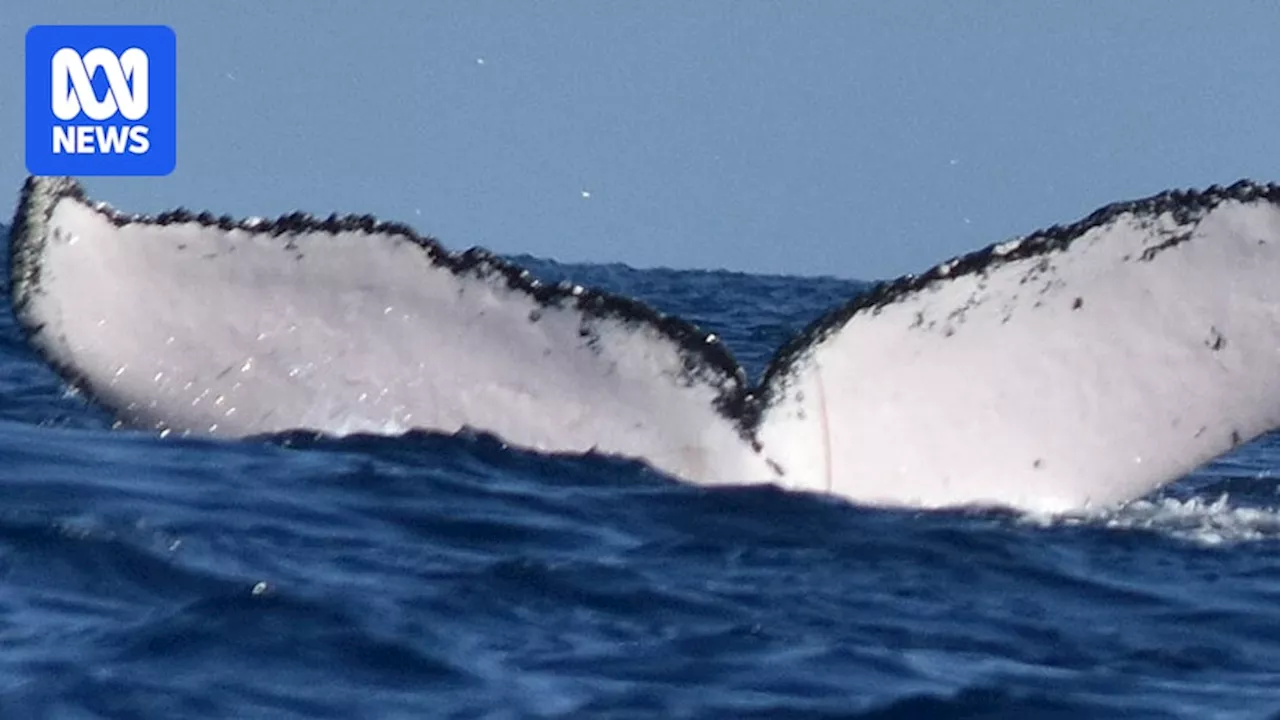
[1021,493,1280,546]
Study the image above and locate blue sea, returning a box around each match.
[2,228,1280,719]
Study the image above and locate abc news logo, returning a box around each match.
[52,47,151,155]
[26,25,176,177]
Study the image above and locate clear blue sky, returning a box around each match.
[5,1,1279,278]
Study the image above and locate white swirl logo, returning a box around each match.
[51,47,149,121]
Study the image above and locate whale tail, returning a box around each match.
[10,176,1280,512]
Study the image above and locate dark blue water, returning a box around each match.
[3,230,1280,718]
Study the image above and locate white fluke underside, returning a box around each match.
[10,177,1280,512]
[759,198,1280,510]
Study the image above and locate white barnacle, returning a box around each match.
[993,239,1022,256]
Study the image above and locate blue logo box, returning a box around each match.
[26,25,176,177]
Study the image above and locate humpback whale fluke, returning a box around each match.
[9,176,1280,512]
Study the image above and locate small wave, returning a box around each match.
[1021,493,1280,546]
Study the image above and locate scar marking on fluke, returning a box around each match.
[1207,327,1226,352]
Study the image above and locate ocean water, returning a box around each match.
[2,228,1280,719]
